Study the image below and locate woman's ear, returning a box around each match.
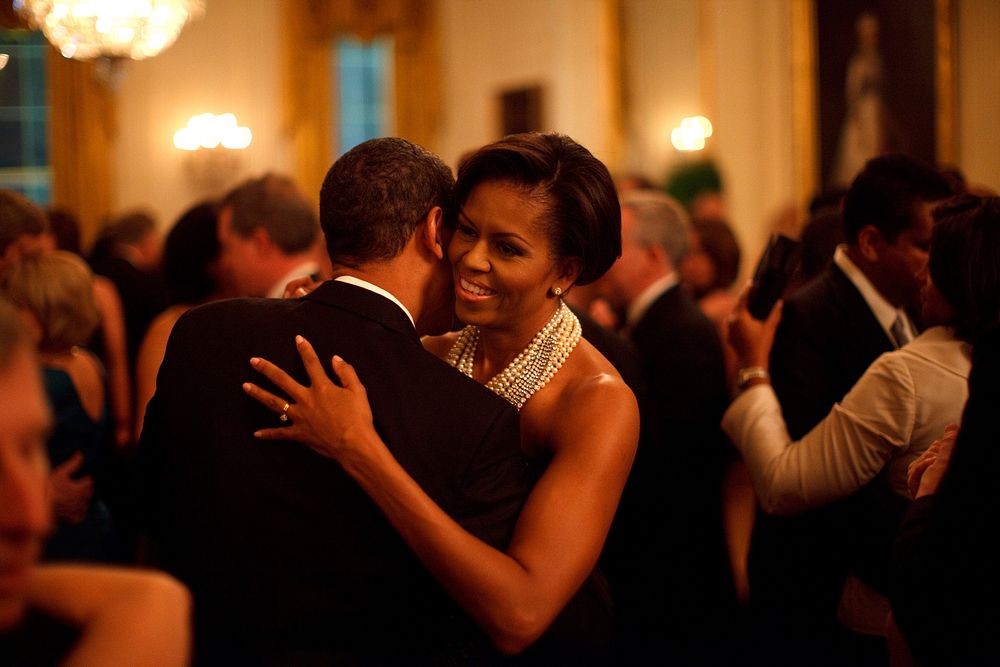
[557,257,583,286]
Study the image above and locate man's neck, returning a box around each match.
[625,271,678,327]
[843,245,900,308]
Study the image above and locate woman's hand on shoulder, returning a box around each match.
[243,336,383,471]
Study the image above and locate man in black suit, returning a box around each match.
[749,154,953,663]
[138,138,529,664]
[599,190,734,661]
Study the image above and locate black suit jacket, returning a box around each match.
[749,262,896,636]
[604,284,734,652]
[138,281,529,664]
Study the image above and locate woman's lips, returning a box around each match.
[457,277,496,300]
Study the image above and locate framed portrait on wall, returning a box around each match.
[792,0,955,197]
[499,85,544,137]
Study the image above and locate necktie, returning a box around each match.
[890,313,910,348]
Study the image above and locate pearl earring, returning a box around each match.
[552,286,563,297]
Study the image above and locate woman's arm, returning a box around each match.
[92,277,132,448]
[724,293,909,514]
[134,309,184,438]
[245,336,638,654]
[27,565,190,666]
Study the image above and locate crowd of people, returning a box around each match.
[1,133,998,665]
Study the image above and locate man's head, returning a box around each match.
[842,154,953,308]
[0,190,49,276]
[94,211,162,271]
[319,138,456,334]
[0,298,51,631]
[218,174,319,296]
[601,189,690,311]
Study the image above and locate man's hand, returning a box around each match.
[49,452,94,525]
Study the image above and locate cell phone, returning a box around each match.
[747,234,800,321]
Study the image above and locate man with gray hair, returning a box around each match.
[600,189,734,661]
[218,173,322,297]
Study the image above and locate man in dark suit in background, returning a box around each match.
[138,138,529,664]
[599,189,734,662]
[750,154,953,664]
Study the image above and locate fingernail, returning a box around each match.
[296,287,307,296]
[242,382,252,393]
[253,431,262,438]
[295,335,304,344]
[250,357,260,367]
[332,355,342,363]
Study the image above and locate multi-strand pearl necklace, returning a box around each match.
[446,300,582,410]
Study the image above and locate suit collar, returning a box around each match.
[626,272,680,328]
[303,280,419,341]
[833,246,915,344]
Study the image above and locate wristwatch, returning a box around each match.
[736,366,770,390]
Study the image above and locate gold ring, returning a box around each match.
[279,402,290,422]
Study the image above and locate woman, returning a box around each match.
[724,195,1000,632]
[1,251,111,561]
[890,323,1000,666]
[245,133,639,658]
[680,216,741,330]
[134,201,230,436]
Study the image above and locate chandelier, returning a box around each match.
[15,0,204,61]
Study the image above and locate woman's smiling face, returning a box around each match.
[450,180,570,333]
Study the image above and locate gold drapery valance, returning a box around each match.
[1,7,114,248]
[282,0,441,202]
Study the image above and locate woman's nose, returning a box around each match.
[459,240,490,272]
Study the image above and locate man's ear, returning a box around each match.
[419,206,446,260]
[857,225,885,262]
[251,227,274,256]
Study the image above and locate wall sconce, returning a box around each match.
[671,116,714,152]
[174,113,252,192]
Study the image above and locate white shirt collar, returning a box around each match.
[334,275,415,328]
[267,261,320,299]
[833,245,916,345]
[626,272,679,327]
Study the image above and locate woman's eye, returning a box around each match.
[456,223,477,238]
[497,242,521,257]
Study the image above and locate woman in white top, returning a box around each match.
[724,195,999,514]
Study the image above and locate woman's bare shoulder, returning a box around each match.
[422,331,460,361]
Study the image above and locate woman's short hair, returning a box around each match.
[691,217,741,290]
[929,195,1000,343]
[455,133,621,286]
[163,201,221,304]
[1,251,99,353]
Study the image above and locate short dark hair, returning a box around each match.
[842,154,953,244]
[0,189,47,256]
[455,132,620,286]
[223,174,318,255]
[928,195,1000,344]
[320,137,454,267]
[0,297,32,370]
[691,217,741,290]
[89,210,157,265]
[164,201,221,304]
[46,208,82,256]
